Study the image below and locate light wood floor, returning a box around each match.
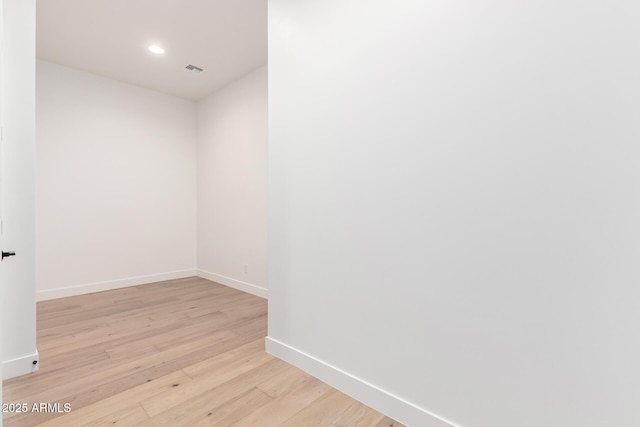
[3,277,405,426]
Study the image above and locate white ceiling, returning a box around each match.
[37,0,267,100]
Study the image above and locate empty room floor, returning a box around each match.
[2,277,404,426]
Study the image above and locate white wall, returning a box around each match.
[1,0,37,379]
[36,61,197,300]
[267,1,640,427]
[197,65,268,298]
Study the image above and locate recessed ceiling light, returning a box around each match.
[148,45,165,55]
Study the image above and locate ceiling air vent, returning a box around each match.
[185,64,204,74]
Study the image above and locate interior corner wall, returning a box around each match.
[36,60,197,300]
[267,1,640,427]
[196,65,268,298]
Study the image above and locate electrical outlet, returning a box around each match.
[244,264,248,274]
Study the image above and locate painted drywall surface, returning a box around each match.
[197,66,268,295]
[36,61,197,297]
[1,0,37,377]
[268,1,640,426]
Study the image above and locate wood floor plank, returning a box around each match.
[254,363,310,398]
[3,279,405,427]
[182,337,266,378]
[194,387,273,427]
[36,318,109,342]
[330,401,387,427]
[4,329,237,409]
[36,370,190,427]
[279,388,357,427]
[375,417,408,427]
[140,359,291,426]
[233,374,332,426]
[140,349,277,417]
[79,404,149,427]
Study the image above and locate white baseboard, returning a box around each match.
[36,269,198,301]
[265,337,459,427]
[3,351,39,380]
[197,269,268,299]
